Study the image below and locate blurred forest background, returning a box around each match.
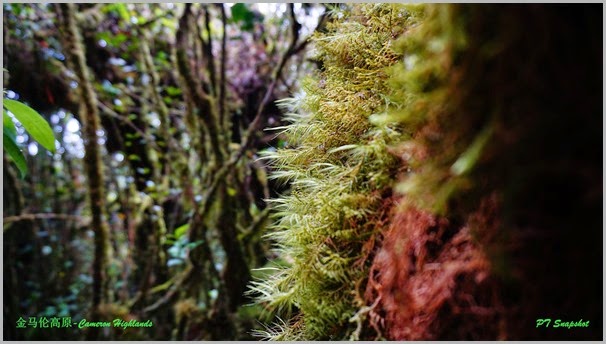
[2,3,603,341]
[3,3,328,340]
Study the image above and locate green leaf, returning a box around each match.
[3,129,27,178]
[96,32,128,48]
[174,223,189,239]
[3,99,55,153]
[165,86,182,97]
[450,124,494,176]
[230,4,251,22]
[3,109,16,138]
[230,3,259,31]
[111,33,128,47]
[104,3,130,22]
[101,81,122,96]
[156,51,167,62]
[185,240,204,250]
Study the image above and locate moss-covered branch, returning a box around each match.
[55,3,111,317]
[175,3,224,161]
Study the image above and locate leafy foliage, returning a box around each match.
[3,98,56,177]
[3,113,27,177]
[230,3,262,32]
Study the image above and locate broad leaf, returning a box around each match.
[3,129,27,178]
[3,108,16,138]
[3,99,56,153]
[174,223,189,239]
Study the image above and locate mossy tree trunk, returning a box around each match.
[55,3,111,322]
[173,4,235,335]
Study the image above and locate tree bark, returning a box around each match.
[55,3,111,321]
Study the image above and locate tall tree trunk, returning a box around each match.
[216,180,251,311]
[55,3,111,322]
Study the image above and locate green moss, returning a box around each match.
[256,3,602,340]
[381,4,492,215]
[251,4,420,340]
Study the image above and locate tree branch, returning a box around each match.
[237,5,327,157]
[240,207,271,245]
[202,5,217,96]
[56,3,111,313]
[187,6,330,207]
[293,10,329,55]
[97,101,161,151]
[3,213,88,225]
[176,3,224,160]
[218,3,228,130]
[3,213,90,234]
[141,265,193,314]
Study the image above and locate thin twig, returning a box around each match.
[202,5,217,96]
[241,207,271,243]
[188,6,329,209]
[237,5,327,158]
[176,3,224,160]
[293,11,328,55]
[142,264,193,314]
[3,213,90,232]
[218,3,227,130]
[98,101,161,151]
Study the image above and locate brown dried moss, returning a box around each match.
[365,196,507,340]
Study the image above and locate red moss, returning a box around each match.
[365,196,506,340]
